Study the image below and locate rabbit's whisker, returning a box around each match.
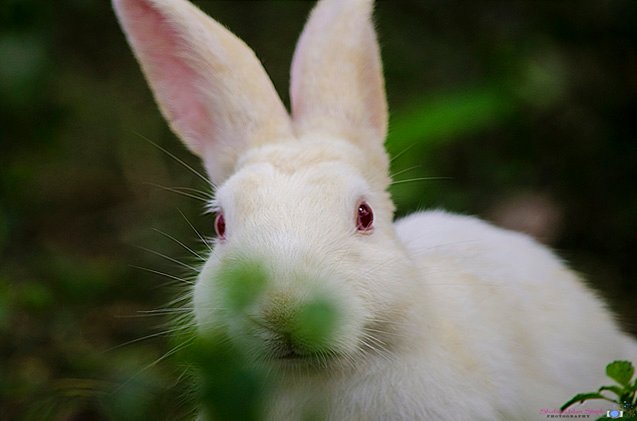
[144,182,211,202]
[135,132,215,190]
[390,176,451,186]
[166,291,195,307]
[138,307,196,314]
[178,208,213,252]
[152,227,206,260]
[389,143,417,163]
[391,165,421,179]
[102,324,193,355]
[171,185,214,199]
[136,245,200,272]
[115,336,196,395]
[115,309,192,319]
[130,265,195,285]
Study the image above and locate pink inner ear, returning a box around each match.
[121,0,212,154]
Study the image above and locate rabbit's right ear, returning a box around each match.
[112,0,293,185]
[290,0,387,152]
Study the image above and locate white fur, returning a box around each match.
[113,0,637,419]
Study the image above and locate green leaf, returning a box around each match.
[186,334,267,421]
[599,385,625,398]
[386,85,514,154]
[291,296,340,353]
[607,361,635,387]
[217,259,269,312]
[561,393,614,412]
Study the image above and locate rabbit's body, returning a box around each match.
[394,211,637,419]
[113,0,637,419]
[263,210,637,420]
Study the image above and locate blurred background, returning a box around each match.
[1,0,636,419]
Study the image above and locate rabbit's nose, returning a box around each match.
[255,295,341,358]
[261,293,294,327]
[247,301,306,358]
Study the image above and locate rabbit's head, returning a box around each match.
[114,0,419,367]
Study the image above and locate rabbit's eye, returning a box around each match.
[215,213,226,239]
[356,202,374,233]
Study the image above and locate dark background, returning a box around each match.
[1,0,636,419]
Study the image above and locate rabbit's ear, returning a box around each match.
[290,0,387,148]
[113,0,293,184]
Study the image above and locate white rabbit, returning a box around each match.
[112,0,637,419]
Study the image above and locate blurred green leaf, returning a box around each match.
[18,281,53,313]
[561,392,614,412]
[291,296,340,353]
[607,361,635,387]
[388,85,514,154]
[0,34,47,107]
[185,333,267,421]
[600,384,626,398]
[217,259,269,313]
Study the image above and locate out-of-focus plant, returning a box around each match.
[179,259,339,420]
[561,361,637,420]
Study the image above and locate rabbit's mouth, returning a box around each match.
[279,350,303,359]
[268,337,306,360]
[263,336,340,368]
[268,339,317,360]
[274,349,313,363]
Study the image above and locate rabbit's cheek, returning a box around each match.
[192,259,226,335]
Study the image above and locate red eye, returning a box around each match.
[214,213,226,239]
[356,202,374,233]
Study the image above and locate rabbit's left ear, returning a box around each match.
[113,0,293,185]
[290,0,387,149]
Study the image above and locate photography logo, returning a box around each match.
[607,409,623,418]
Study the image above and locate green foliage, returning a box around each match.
[386,53,566,158]
[387,85,513,154]
[561,361,637,420]
[179,300,340,419]
[179,259,341,419]
[607,360,635,387]
[217,259,269,312]
[290,296,340,353]
[184,333,268,421]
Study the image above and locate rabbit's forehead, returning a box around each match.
[216,160,368,218]
[236,137,369,176]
